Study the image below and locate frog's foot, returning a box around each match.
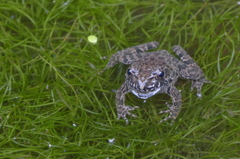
[117,105,139,124]
[191,79,212,98]
[159,103,178,123]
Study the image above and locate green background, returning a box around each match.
[0,0,240,158]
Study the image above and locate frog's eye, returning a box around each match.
[127,69,138,75]
[127,69,132,75]
[159,71,164,77]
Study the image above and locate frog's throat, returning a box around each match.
[131,87,161,99]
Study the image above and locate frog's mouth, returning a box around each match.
[131,87,161,99]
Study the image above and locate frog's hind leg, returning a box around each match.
[172,45,211,98]
[190,79,211,98]
[99,41,159,74]
[172,45,197,65]
[172,45,205,80]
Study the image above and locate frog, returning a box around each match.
[99,41,211,124]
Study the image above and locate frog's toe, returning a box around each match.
[117,106,139,124]
[159,103,178,123]
[159,111,176,123]
[160,115,176,123]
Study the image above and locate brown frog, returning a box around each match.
[100,42,210,124]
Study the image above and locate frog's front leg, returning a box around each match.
[116,82,139,124]
[159,86,182,123]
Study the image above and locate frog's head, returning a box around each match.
[125,58,176,94]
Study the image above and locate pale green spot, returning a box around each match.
[87,35,98,44]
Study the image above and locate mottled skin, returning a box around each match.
[100,42,210,124]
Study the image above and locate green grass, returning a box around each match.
[0,0,240,158]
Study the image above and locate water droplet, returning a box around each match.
[87,62,96,70]
[63,1,69,6]
[73,123,77,127]
[62,136,68,140]
[100,56,108,60]
[108,138,115,144]
[48,142,52,148]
